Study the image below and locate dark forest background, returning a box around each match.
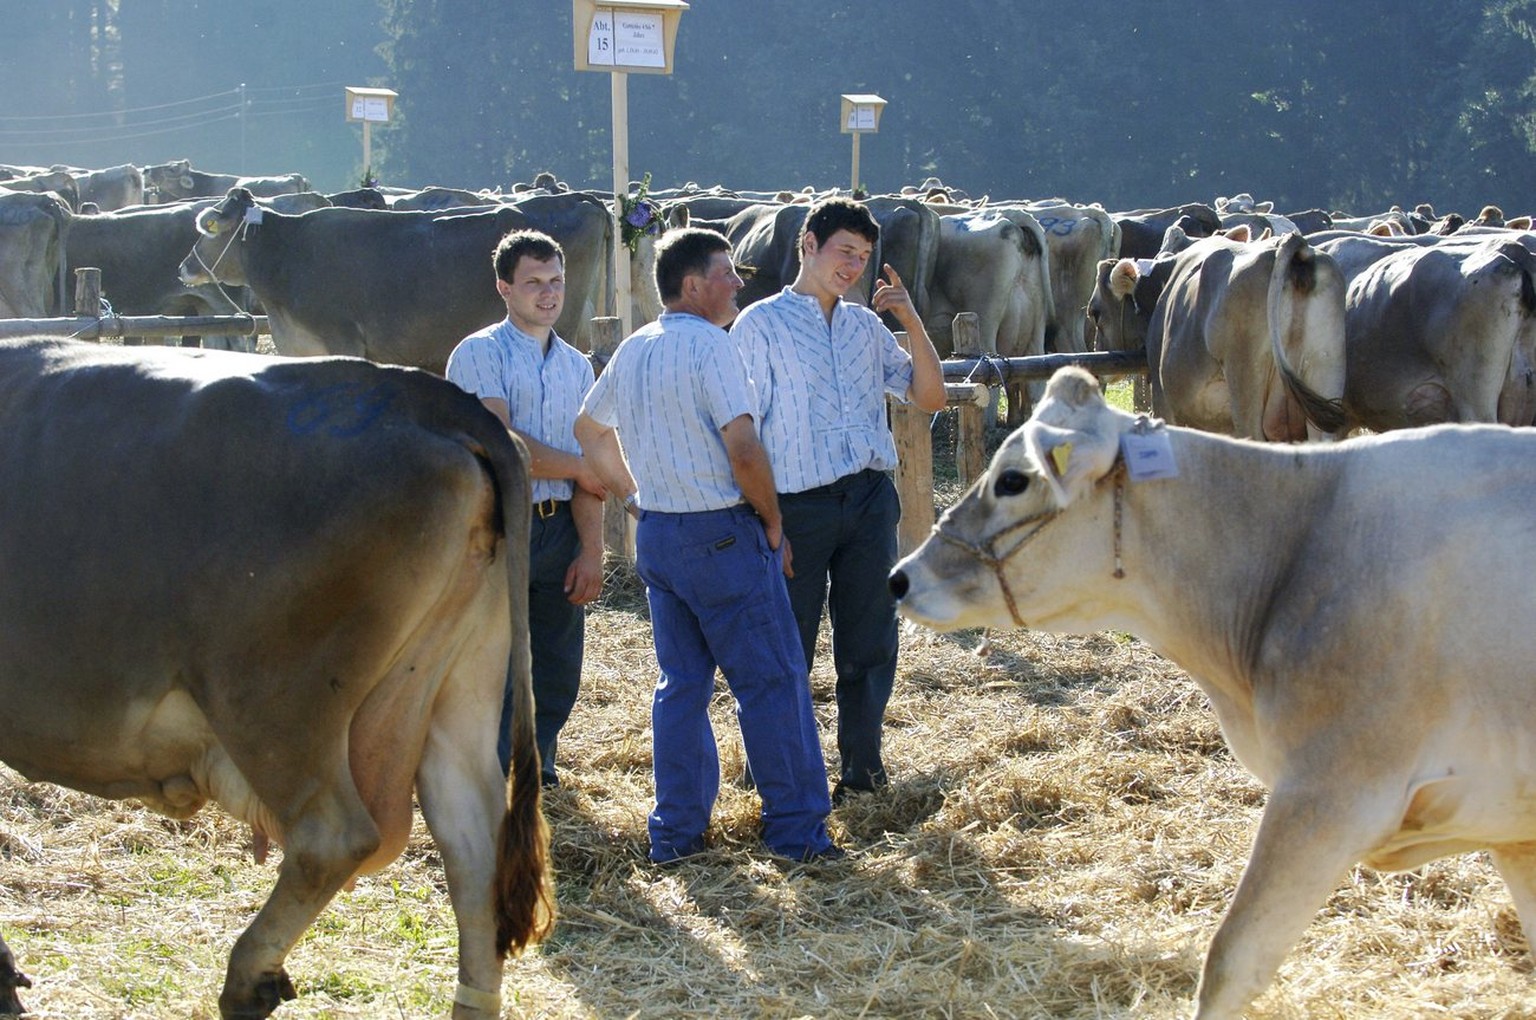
[6,1,1536,216]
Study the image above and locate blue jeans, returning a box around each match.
[780,469,901,792]
[498,501,583,785]
[636,505,833,861]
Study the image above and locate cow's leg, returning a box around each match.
[0,930,32,1017]
[1489,842,1536,954]
[1194,787,1374,1020]
[415,671,511,1019]
[219,779,380,1020]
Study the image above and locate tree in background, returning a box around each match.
[5,0,1536,213]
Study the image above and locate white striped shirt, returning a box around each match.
[445,318,594,504]
[731,287,916,493]
[580,311,756,513]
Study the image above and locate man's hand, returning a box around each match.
[573,457,609,499]
[564,547,604,605]
[872,263,920,329]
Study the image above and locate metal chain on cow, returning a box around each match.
[932,456,1128,627]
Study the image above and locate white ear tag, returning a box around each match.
[243,206,264,225]
[1119,417,1178,481]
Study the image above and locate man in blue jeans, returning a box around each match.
[575,226,841,864]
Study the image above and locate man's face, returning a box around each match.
[498,255,564,336]
[803,227,873,299]
[695,250,744,327]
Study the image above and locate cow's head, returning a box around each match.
[179,188,256,287]
[890,367,1128,632]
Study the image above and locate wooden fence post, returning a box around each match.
[589,316,636,562]
[73,268,102,327]
[949,312,989,490]
[890,330,935,558]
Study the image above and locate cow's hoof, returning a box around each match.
[0,958,33,1018]
[219,968,297,1019]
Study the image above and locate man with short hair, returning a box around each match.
[446,228,605,785]
[731,196,946,802]
[574,226,840,864]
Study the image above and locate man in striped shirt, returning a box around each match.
[731,197,946,803]
[575,227,840,864]
[446,229,606,786]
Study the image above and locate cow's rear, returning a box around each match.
[0,336,550,1019]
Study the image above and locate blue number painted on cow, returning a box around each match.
[286,383,396,438]
[1035,215,1078,237]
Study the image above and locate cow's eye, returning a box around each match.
[994,470,1029,497]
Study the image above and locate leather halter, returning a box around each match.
[932,458,1127,628]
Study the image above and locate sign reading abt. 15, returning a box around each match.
[572,0,689,74]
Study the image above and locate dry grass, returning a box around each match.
[3,411,1534,1018]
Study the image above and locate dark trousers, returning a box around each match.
[498,501,584,785]
[780,468,901,791]
[636,505,832,862]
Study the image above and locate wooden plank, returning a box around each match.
[0,315,269,340]
[941,348,1147,382]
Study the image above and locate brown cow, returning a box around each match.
[0,336,552,1018]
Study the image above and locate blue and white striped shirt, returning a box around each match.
[580,311,756,513]
[445,318,594,504]
[731,287,916,493]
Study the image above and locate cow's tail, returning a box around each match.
[477,422,556,958]
[1268,231,1348,435]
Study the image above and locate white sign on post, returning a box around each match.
[846,105,877,131]
[587,10,615,66]
[613,12,665,68]
[350,97,390,122]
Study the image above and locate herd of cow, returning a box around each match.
[8,158,1534,445]
[4,156,1536,1019]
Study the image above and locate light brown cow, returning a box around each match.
[891,366,1536,1019]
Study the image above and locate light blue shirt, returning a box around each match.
[445,317,594,504]
[731,287,915,493]
[581,311,756,513]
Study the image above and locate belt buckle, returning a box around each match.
[534,498,558,519]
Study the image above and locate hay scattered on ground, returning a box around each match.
[2,578,1531,1018]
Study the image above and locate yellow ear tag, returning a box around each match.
[1049,442,1073,478]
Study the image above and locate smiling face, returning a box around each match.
[497,254,564,338]
[798,227,873,304]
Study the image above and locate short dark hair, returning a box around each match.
[798,197,879,258]
[655,227,731,303]
[493,229,563,282]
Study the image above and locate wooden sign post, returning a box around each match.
[839,93,886,194]
[343,87,397,182]
[573,0,689,336]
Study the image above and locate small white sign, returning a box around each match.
[613,12,665,68]
[846,105,877,131]
[350,97,389,122]
[1120,429,1179,481]
[587,11,615,66]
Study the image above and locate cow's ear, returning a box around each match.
[1108,259,1139,300]
[1027,424,1116,507]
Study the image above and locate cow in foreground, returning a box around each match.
[890,366,1536,1019]
[0,337,552,1018]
